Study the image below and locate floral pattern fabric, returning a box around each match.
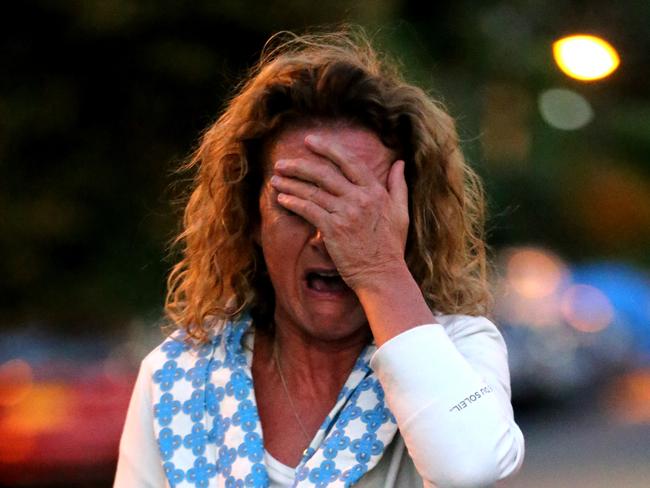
[150,314,397,488]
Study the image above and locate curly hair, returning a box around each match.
[165,27,491,343]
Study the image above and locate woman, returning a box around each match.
[114,29,525,488]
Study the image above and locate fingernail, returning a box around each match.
[275,160,286,169]
[305,135,319,145]
[270,175,279,186]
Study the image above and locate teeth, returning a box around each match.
[315,271,339,277]
[316,271,339,278]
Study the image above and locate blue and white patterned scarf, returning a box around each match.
[151,314,397,488]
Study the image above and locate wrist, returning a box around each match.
[347,259,410,295]
[352,263,436,347]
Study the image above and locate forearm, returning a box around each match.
[369,319,525,487]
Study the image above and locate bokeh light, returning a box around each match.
[506,247,567,299]
[553,34,620,81]
[0,383,72,463]
[604,369,650,424]
[1,383,72,435]
[561,284,614,332]
[496,247,570,328]
[538,88,593,130]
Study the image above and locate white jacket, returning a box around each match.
[114,315,524,487]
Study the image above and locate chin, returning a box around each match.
[303,309,370,343]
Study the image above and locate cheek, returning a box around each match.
[259,188,311,267]
[261,232,302,297]
[260,219,304,264]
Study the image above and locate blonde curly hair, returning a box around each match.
[165,28,491,343]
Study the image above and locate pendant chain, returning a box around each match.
[272,337,312,445]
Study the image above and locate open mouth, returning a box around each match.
[305,270,349,293]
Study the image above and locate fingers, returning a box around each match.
[270,175,339,213]
[273,158,409,221]
[275,158,354,197]
[276,192,330,228]
[304,135,370,186]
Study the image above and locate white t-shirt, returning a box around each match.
[265,449,295,487]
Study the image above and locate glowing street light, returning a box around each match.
[553,34,620,81]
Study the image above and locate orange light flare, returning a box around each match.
[560,284,614,333]
[505,247,568,299]
[553,34,620,81]
[495,247,570,328]
[0,372,73,464]
[603,369,650,424]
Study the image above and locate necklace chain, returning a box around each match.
[272,337,312,445]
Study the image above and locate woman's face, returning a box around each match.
[256,121,394,343]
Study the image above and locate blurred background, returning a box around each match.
[1,1,649,487]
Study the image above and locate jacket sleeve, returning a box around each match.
[369,316,525,488]
[114,356,168,488]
